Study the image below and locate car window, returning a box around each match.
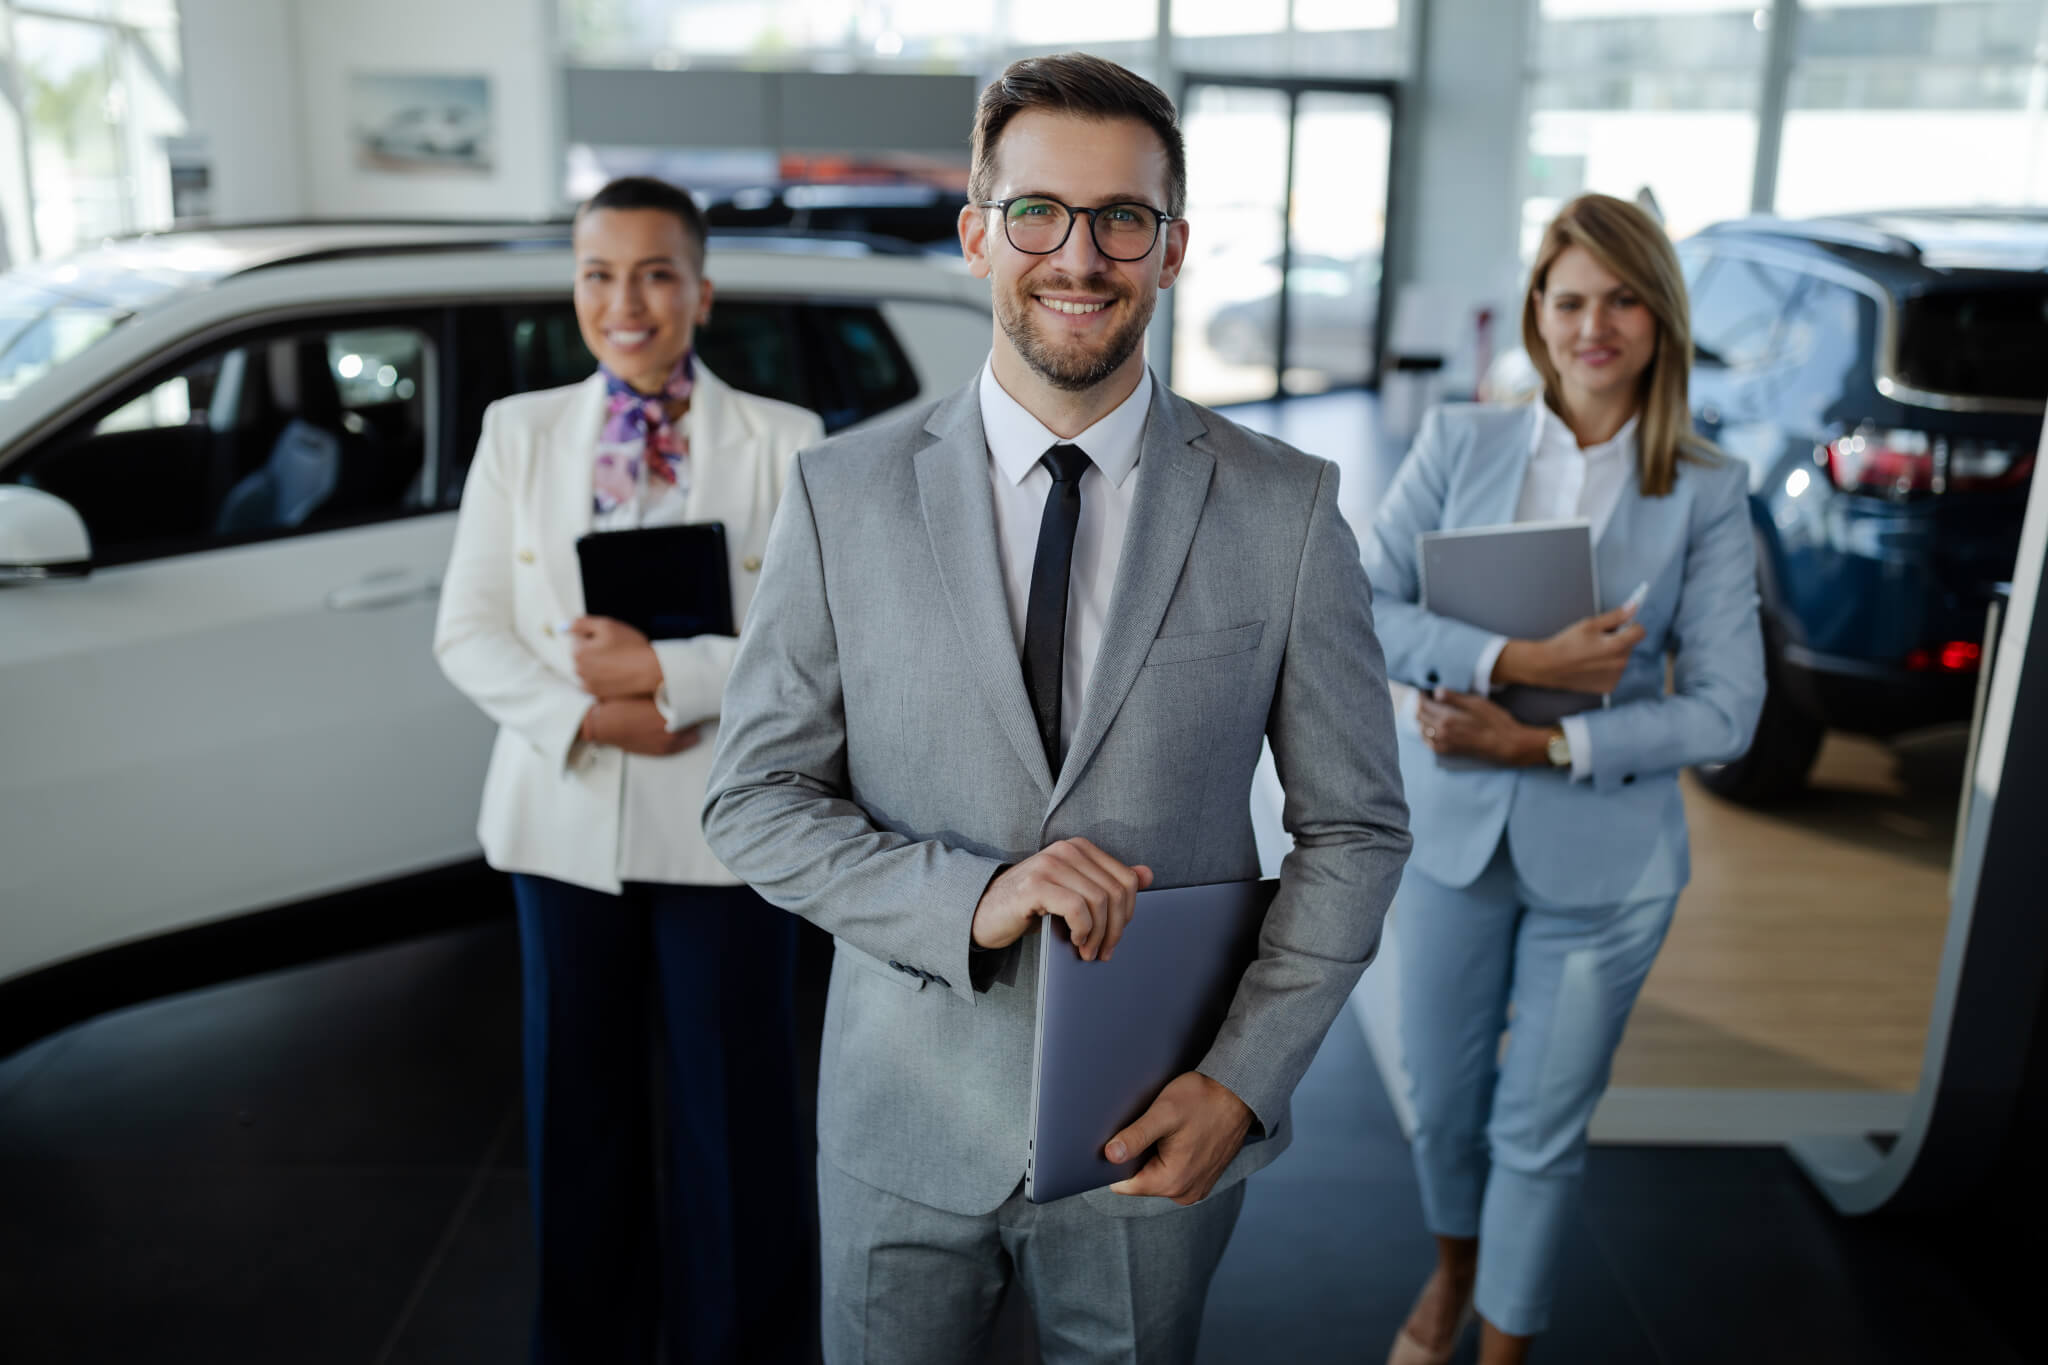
[1894,286,2048,403]
[804,304,921,431]
[5,317,440,566]
[1768,277,1877,423]
[496,298,811,409]
[1688,255,1802,371]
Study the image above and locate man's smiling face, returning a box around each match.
[962,109,1188,395]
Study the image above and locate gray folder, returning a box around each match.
[1025,878,1277,1205]
[1417,519,1604,728]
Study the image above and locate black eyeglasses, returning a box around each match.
[978,195,1177,262]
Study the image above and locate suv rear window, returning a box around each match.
[1893,287,2048,402]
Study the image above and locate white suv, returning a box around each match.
[0,223,991,1012]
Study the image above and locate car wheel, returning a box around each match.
[1693,629,1825,805]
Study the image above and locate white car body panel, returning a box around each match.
[0,231,989,987]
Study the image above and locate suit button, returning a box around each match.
[742,555,762,573]
[1622,774,1636,785]
[518,548,536,564]
[543,621,556,637]
[1425,670,1440,685]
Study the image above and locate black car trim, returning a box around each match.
[0,859,507,1061]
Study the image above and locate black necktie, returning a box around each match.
[1022,443,1091,777]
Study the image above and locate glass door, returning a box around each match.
[1170,76,1396,406]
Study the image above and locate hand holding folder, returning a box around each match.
[575,522,735,641]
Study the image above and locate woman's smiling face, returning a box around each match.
[572,207,713,393]
[1534,244,1658,408]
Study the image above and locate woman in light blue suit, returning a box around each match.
[1368,195,1766,1365]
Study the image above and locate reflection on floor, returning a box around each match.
[0,918,2026,1364]
[1617,729,1967,1096]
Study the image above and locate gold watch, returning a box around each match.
[1544,726,1571,769]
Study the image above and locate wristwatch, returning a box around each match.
[1544,726,1572,769]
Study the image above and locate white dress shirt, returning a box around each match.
[979,359,1150,761]
[1469,401,1638,782]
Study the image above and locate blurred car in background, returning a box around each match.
[1483,210,2044,804]
[0,222,990,1032]
[363,105,489,165]
[1204,250,1381,382]
[703,182,968,253]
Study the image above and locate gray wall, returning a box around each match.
[564,68,978,155]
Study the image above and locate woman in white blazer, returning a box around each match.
[1364,196,1765,1365]
[434,178,823,1365]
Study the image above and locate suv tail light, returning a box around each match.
[1822,427,2035,499]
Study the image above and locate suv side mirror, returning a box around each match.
[0,486,93,582]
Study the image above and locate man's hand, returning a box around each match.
[1415,689,1549,767]
[970,838,1152,962]
[1494,603,1644,695]
[1105,1072,1255,1206]
[568,615,664,700]
[580,698,700,757]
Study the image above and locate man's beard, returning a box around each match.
[995,271,1155,393]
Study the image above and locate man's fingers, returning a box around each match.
[1107,1151,1177,1199]
[1105,1101,1172,1168]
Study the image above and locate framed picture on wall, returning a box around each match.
[351,73,494,174]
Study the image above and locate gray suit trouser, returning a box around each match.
[817,1155,1246,1364]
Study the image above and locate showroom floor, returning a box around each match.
[0,911,2030,1365]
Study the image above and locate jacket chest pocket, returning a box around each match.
[1141,621,1264,669]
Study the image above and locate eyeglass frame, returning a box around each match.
[975,195,1181,262]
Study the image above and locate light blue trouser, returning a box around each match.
[1397,841,1679,1337]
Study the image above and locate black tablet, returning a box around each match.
[574,522,735,639]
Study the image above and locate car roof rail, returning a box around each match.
[1698,215,1922,261]
[226,227,925,276]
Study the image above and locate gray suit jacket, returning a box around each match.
[703,374,1411,1217]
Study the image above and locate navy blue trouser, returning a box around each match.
[512,874,806,1365]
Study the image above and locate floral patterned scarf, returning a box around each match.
[592,352,694,516]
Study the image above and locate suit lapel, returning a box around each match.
[682,363,757,526]
[1049,384,1213,812]
[914,384,1056,800]
[1470,402,1540,529]
[540,373,607,617]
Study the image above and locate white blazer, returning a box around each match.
[435,363,825,893]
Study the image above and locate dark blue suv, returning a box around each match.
[1680,212,2044,802]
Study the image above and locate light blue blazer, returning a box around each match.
[1362,402,1765,908]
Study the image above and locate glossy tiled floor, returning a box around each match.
[0,913,2028,1365]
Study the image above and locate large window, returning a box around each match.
[558,0,1406,76]
[0,0,185,267]
[1525,0,2048,253]
[1778,0,2048,217]
[1524,0,1769,254]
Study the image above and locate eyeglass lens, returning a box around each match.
[1003,197,1160,260]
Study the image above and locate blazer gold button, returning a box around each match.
[543,621,556,637]
[518,548,536,564]
[743,555,762,573]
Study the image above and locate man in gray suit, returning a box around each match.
[704,52,1411,1364]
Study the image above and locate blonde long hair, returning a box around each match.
[1521,194,1719,498]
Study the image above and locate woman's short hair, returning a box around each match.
[969,53,1186,217]
[1521,193,1717,498]
[576,176,710,271]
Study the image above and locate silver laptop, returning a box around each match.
[1025,878,1277,1204]
[1417,519,1603,728]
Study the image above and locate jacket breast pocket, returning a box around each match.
[1142,621,1264,669]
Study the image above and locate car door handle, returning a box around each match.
[327,569,439,611]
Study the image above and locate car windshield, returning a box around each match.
[1893,285,2048,403]
[0,253,209,404]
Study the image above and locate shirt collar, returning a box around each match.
[979,359,1150,489]
[1531,397,1638,463]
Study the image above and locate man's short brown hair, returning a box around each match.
[969,53,1187,218]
